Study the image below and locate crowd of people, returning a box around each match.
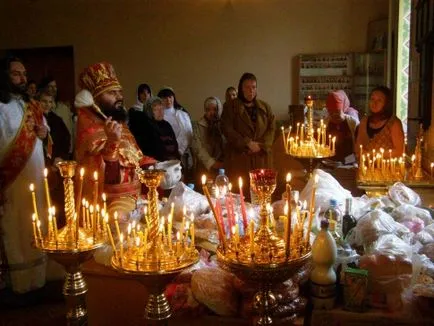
[0,56,404,295]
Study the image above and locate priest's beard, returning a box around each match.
[100,101,128,122]
[9,81,27,97]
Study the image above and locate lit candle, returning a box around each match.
[285,173,292,255]
[296,122,300,141]
[36,219,43,246]
[176,231,181,257]
[306,174,319,247]
[48,213,53,240]
[93,171,98,210]
[81,199,86,229]
[76,168,85,218]
[238,177,248,231]
[85,201,90,230]
[32,214,38,245]
[281,126,288,152]
[29,184,39,219]
[119,233,124,266]
[201,175,226,249]
[96,204,100,234]
[332,136,336,153]
[227,183,235,230]
[51,206,58,244]
[102,192,107,214]
[231,226,238,248]
[43,168,52,209]
[170,202,175,222]
[283,203,289,247]
[167,212,173,249]
[190,214,195,249]
[431,162,434,180]
[135,237,140,270]
[89,205,95,240]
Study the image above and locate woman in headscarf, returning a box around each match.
[157,87,193,171]
[355,86,404,158]
[192,96,225,181]
[328,90,359,123]
[130,97,180,162]
[221,72,275,191]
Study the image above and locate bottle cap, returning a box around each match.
[218,169,225,175]
[330,199,337,206]
[187,183,195,190]
[320,219,329,229]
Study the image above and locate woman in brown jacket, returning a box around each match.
[221,73,275,192]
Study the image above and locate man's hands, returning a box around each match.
[35,124,48,139]
[104,117,122,141]
[247,140,261,153]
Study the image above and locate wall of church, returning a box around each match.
[0,0,388,120]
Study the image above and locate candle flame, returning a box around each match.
[29,183,35,191]
[281,125,284,130]
[80,167,85,177]
[431,162,434,168]
[228,183,232,191]
[127,224,131,234]
[37,220,41,228]
[93,171,98,181]
[231,225,236,235]
[82,198,86,205]
[135,237,140,247]
[114,211,118,219]
[96,204,100,212]
[101,209,105,217]
[248,207,254,219]
[303,200,307,210]
[293,191,299,203]
[32,213,36,221]
[104,215,108,224]
[52,206,56,215]
[89,205,94,213]
[176,231,180,241]
[185,221,190,230]
[132,220,136,228]
[286,172,292,183]
[238,176,243,188]
[190,213,194,222]
[284,202,288,215]
[43,168,48,177]
[201,175,206,185]
[102,193,106,201]
[168,213,172,223]
[120,233,124,242]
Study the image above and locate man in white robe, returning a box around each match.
[0,57,48,293]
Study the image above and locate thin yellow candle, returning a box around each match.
[32,214,38,245]
[48,214,53,239]
[85,201,90,230]
[43,168,52,209]
[51,206,58,244]
[75,168,84,218]
[105,214,117,259]
[81,199,86,229]
[201,175,226,250]
[135,237,141,270]
[285,173,292,255]
[36,219,43,246]
[29,184,39,219]
[176,231,181,257]
[119,233,124,266]
[102,193,107,214]
[89,205,95,240]
[332,136,336,153]
[93,171,98,210]
[306,174,319,247]
[281,126,288,152]
[167,213,173,249]
[283,202,289,248]
[190,214,195,249]
[96,204,100,234]
[431,162,434,180]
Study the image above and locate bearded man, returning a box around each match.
[74,62,156,209]
[192,96,225,182]
[0,57,48,293]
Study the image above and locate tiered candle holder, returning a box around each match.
[282,96,335,176]
[357,125,434,195]
[31,161,106,325]
[209,169,312,326]
[110,168,199,322]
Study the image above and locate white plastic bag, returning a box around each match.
[391,204,433,227]
[388,182,421,206]
[300,169,351,214]
[347,209,410,247]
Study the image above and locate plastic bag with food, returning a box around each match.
[388,182,421,206]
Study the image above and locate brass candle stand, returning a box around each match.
[215,169,311,326]
[110,167,199,322]
[282,96,335,176]
[357,125,434,195]
[31,161,106,325]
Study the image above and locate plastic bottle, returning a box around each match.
[214,169,229,198]
[342,198,357,239]
[310,219,337,310]
[324,199,342,225]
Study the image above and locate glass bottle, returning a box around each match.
[214,169,229,198]
[324,199,342,224]
[342,198,357,239]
